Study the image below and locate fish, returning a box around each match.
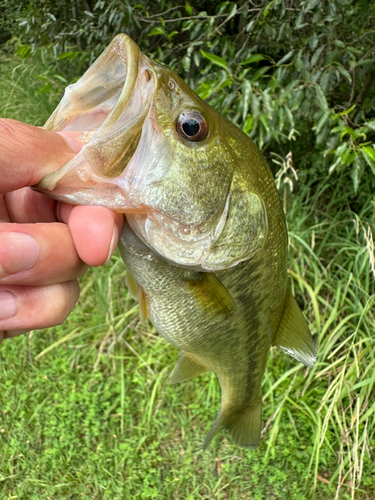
[34,34,317,449]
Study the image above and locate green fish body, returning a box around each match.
[35,34,316,448]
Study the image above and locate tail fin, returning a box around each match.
[203,399,262,449]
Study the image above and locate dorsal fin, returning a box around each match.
[170,351,208,384]
[273,289,317,368]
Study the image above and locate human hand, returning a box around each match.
[0,118,124,345]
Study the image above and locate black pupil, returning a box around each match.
[182,118,200,137]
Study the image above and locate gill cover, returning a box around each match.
[35,34,268,271]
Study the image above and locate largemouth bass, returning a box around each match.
[35,34,316,448]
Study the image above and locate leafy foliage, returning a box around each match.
[1,0,375,194]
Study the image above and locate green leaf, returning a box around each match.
[182,55,191,71]
[361,146,375,175]
[328,156,342,174]
[314,110,331,134]
[15,44,32,59]
[336,64,352,83]
[185,0,193,16]
[306,0,320,9]
[351,155,364,194]
[311,46,325,67]
[200,50,228,70]
[259,114,270,133]
[340,127,357,141]
[58,51,79,60]
[148,27,167,37]
[253,66,270,81]
[240,54,265,65]
[283,105,294,127]
[308,32,318,51]
[294,55,304,71]
[333,40,345,48]
[227,3,238,20]
[263,0,279,18]
[241,80,252,122]
[332,105,356,118]
[315,85,328,111]
[365,121,375,131]
[320,69,331,93]
[243,115,254,134]
[355,58,375,67]
[278,50,294,65]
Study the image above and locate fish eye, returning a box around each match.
[176,111,208,142]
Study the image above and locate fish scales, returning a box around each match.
[34,34,317,449]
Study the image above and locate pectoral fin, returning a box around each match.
[274,289,317,368]
[184,273,235,318]
[125,270,138,300]
[170,351,208,384]
[203,399,262,449]
[138,287,148,322]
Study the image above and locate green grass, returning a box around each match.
[1,56,375,500]
[1,252,363,500]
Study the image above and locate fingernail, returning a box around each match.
[106,225,118,263]
[57,131,84,153]
[0,291,18,320]
[0,233,39,278]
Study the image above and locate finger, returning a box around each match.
[0,329,29,346]
[0,119,82,193]
[4,187,58,223]
[0,281,80,333]
[66,206,124,266]
[0,223,87,286]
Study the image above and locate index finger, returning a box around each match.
[0,118,82,193]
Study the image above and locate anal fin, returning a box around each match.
[170,351,208,384]
[274,289,317,368]
[203,399,262,450]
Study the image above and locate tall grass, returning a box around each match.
[1,55,374,499]
[284,172,375,498]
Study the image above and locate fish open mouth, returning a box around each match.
[35,34,157,211]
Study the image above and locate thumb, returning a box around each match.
[0,118,82,194]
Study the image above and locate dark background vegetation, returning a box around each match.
[0,1,375,499]
[1,0,375,199]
